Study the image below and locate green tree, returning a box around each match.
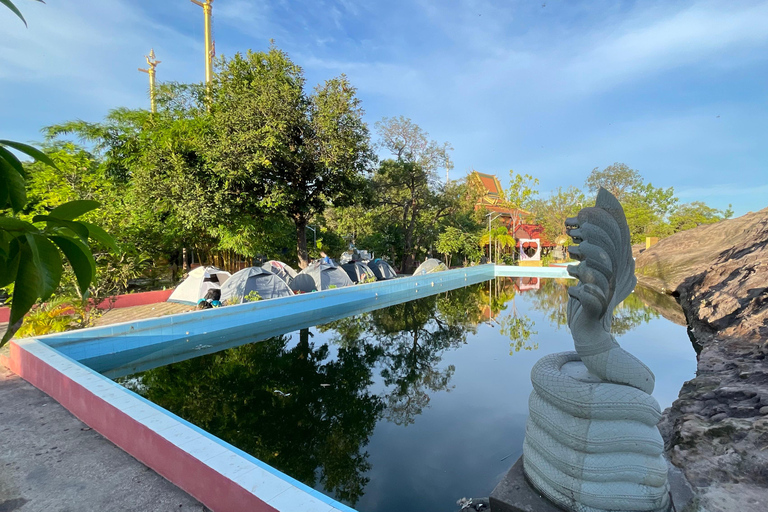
[375,116,453,180]
[534,186,586,244]
[584,164,678,243]
[370,160,460,271]
[585,162,642,201]
[210,47,374,268]
[668,201,733,232]
[501,170,539,234]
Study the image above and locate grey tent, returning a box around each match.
[262,260,298,284]
[290,261,354,293]
[342,261,377,284]
[220,267,294,304]
[366,259,397,280]
[413,258,448,275]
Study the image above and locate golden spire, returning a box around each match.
[138,48,161,113]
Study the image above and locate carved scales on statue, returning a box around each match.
[522,188,670,512]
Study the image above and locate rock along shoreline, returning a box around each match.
[634,207,768,512]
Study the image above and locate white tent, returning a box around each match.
[168,266,231,305]
[413,258,448,275]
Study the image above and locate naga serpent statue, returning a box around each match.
[522,188,670,512]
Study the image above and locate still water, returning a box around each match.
[118,277,696,512]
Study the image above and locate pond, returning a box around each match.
[116,277,696,512]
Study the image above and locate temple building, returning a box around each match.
[470,171,554,254]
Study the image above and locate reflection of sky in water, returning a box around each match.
[122,278,696,512]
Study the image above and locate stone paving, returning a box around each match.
[94,302,194,327]
[0,359,207,512]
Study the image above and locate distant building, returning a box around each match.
[471,171,554,255]
[471,171,530,229]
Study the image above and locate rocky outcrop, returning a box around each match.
[635,207,768,512]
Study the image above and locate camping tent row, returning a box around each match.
[290,259,398,293]
[168,266,294,305]
[168,258,400,304]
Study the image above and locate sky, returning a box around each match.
[2,0,767,215]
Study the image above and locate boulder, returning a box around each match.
[636,207,768,512]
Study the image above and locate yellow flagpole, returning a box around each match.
[190,0,214,85]
[138,48,161,113]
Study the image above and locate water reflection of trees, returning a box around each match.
[526,277,660,335]
[128,331,382,505]
[325,295,468,426]
[123,278,540,504]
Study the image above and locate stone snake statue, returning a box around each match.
[522,188,670,512]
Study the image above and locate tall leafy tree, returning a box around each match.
[371,159,461,271]
[668,201,733,232]
[534,186,587,243]
[375,116,453,180]
[584,162,643,201]
[501,170,539,234]
[210,47,374,268]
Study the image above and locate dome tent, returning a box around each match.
[342,261,377,284]
[290,261,354,293]
[366,259,397,280]
[168,266,231,305]
[262,260,298,284]
[413,258,448,275]
[220,267,294,304]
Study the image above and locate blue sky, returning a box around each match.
[2,0,767,215]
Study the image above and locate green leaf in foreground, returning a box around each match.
[48,200,100,221]
[25,233,63,301]
[0,139,58,169]
[49,235,95,295]
[0,145,26,177]
[80,221,119,252]
[0,0,27,27]
[7,243,42,331]
[33,216,90,243]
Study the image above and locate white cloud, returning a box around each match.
[562,1,768,94]
[0,0,199,111]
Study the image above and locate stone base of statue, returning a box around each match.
[490,457,696,512]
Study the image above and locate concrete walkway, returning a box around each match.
[0,361,208,512]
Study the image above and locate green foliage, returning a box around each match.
[533,186,586,244]
[243,290,262,303]
[14,298,98,338]
[503,170,540,212]
[210,47,374,268]
[582,162,729,244]
[1,140,114,344]
[1,0,41,27]
[585,162,643,201]
[375,116,453,176]
[668,201,733,232]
